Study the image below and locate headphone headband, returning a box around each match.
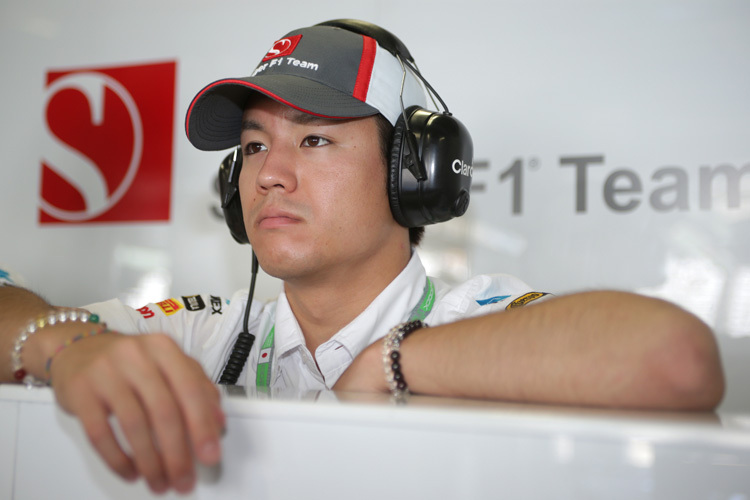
[314,19,415,62]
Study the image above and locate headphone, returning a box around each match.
[218,19,474,245]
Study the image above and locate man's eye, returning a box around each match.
[301,136,330,147]
[244,142,267,155]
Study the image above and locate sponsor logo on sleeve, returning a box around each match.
[156,298,184,316]
[210,295,223,315]
[0,269,13,286]
[137,306,155,319]
[506,292,549,310]
[182,295,206,312]
[476,295,511,306]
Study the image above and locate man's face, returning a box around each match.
[238,97,407,283]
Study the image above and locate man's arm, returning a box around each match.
[0,285,225,494]
[336,291,725,410]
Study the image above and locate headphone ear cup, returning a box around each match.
[388,112,411,227]
[389,106,474,228]
[218,148,249,244]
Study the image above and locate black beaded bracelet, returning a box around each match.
[382,320,427,401]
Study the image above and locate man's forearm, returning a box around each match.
[397,291,725,410]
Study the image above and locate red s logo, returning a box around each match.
[262,35,302,62]
[41,61,176,223]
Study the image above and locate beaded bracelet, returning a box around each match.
[44,325,111,384]
[382,320,427,402]
[11,308,101,388]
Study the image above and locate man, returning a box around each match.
[0,20,725,495]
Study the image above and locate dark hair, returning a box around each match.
[374,114,425,246]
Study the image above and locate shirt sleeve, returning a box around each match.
[0,265,25,287]
[84,294,231,357]
[429,273,553,324]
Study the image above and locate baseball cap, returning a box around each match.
[185,22,428,151]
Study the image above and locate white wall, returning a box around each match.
[1,0,748,408]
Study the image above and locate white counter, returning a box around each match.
[1,384,749,499]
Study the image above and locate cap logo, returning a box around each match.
[262,34,302,62]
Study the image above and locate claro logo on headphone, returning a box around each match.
[452,159,473,177]
[40,61,176,224]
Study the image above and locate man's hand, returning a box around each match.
[48,331,225,494]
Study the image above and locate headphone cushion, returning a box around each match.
[223,196,248,244]
[218,148,250,244]
[388,113,410,227]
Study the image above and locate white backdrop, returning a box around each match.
[1,0,748,408]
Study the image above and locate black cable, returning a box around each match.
[218,252,259,385]
[399,55,451,115]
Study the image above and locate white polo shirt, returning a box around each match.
[85,253,547,391]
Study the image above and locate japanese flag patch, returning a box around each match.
[259,348,272,364]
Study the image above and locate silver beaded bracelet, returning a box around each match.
[382,320,427,402]
[11,308,100,388]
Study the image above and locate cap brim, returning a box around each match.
[186,76,381,151]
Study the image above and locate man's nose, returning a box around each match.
[256,143,298,193]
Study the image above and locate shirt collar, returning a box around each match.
[334,251,427,357]
[271,251,428,360]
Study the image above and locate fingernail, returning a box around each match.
[150,477,169,494]
[215,405,227,430]
[175,474,195,493]
[122,468,139,482]
[200,439,221,463]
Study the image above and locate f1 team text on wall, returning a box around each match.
[485,155,750,215]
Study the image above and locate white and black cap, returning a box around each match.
[185,22,427,151]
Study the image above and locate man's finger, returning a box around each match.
[111,335,196,493]
[92,360,171,494]
[147,334,225,466]
[71,392,139,482]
